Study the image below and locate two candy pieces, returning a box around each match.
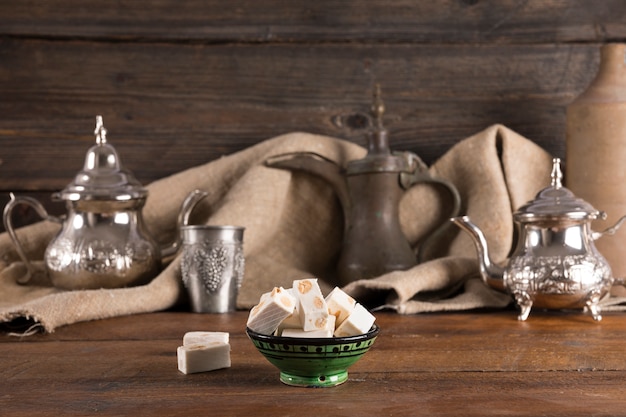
[246,278,376,338]
[177,331,231,375]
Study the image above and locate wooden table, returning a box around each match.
[2,310,625,416]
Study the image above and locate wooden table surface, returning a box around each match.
[2,309,625,416]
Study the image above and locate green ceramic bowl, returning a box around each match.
[246,324,380,388]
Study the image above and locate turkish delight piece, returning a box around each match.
[281,328,332,338]
[325,287,356,326]
[183,331,229,346]
[292,278,330,332]
[177,341,231,374]
[275,308,302,335]
[334,303,376,337]
[246,286,296,335]
[281,314,336,338]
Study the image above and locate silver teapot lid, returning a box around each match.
[514,158,603,222]
[55,116,147,201]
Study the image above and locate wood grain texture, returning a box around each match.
[1,0,626,43]
[0,1,621,227]
[0,2,620,190]
[2,311,626,416]
[1,5,625,414]
[0,0,626,191]
[0,40,598,189]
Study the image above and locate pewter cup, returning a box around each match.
[180,225,245,313]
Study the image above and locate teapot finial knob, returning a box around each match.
[94,115,108,145]
[371,83,385,130]
[551,158,563,189]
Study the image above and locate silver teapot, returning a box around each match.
[3,116,182,290]
[451,158,626,321]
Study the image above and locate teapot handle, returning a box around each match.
[592,214,626,289]
[160,189,210,260]
[2,193,63,284]
[614,277,626,287]
[398,152,462,262]
[591,214,626,240]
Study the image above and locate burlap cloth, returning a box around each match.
[2,124,625,334]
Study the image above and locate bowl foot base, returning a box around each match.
[279,371,348,388]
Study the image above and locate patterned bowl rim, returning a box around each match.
[246,324,380,346]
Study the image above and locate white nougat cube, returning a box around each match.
[325,287,356,326]
[246,287,297,335]
[177,341,231,374]
[334,303,376,337]
[281,328,332,338]
[276,287,301,331]
[293,278,330,331]
[276,309,302,335]
[183,331,229,346]
[281,314,336,338]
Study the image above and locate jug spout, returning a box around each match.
[265,152,350,215]
[450,216,505,291]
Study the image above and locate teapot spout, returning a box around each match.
[450,216,505,291]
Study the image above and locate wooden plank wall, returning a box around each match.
[1,0,625,229]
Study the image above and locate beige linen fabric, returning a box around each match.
[0,124,604,333]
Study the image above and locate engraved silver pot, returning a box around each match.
[3,116,180,290]
[451,158,626,321]
[176,189,245,313]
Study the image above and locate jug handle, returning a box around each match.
[161,189,210,259]
[398,152,462,262]
[2,193,63,284]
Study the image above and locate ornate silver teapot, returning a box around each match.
[452,158,626,321]
[3,116,182,290]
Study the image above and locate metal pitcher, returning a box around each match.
[266,86,460,286]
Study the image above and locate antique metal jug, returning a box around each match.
[451,158,626,321]
[3,116,181,290]
[266,86,460,286]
